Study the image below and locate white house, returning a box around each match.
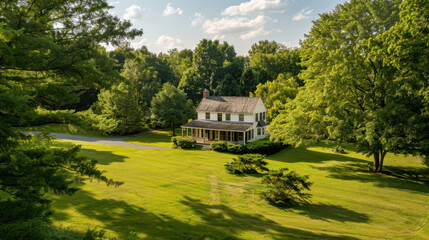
[181,89,269,145]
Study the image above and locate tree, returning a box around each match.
[269,0,426,172]
[97,82,144,134]
[261,168,313,206]
[248,40,282,57]
[224,154,269,174]
[251,74,299,122]
[151,83,193,136]
[0,0,140,237]
[179,39,244,102]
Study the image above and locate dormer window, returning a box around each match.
[239,114,244,122]
[205,112,210,120]
[217,113,222,121]
[226,113,231,121]
[263,112,266,121]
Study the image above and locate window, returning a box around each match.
[205,112,210,120]
[255,113,258,122]
[263,112,266,121]
[239,114,244,122]
[217,113,222,121]
[226,113,231,121]
[257,128,261,135]
[259,112,263,121]
[262,128,265,135]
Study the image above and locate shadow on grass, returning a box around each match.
[53,141,127,165]
[314,162,429,194]
[293,203,370,223]
[52,189,360,240]
[267,147,368,164]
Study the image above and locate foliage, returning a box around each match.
[224,154,269,174]
[270,0,428,172]
[122,47,178,108]
[96,82,143,134]
[0,133,123,239]
[171,136,196,149]
[251,74,299,122]
[245,138,288,155]
[210,141,228,152]
[332,146,346,154]
[151,83,194,136]
[227,142,246,154]
[261,168,313,206]
[0,0,138,236]
[211,139,287,155]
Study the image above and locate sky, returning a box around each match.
[107,0,347,56]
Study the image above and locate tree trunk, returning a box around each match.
[373,153,380,172]
[172,124,175,136]
[379,151,387,173]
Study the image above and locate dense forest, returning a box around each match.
[0,0,428,238]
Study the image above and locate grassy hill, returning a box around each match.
[50,139,429,239]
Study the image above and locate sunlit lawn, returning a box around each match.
[124,128,181,148]
[50,138,429,239]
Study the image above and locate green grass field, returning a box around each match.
[50,139,429,240]
[124,129,181,148]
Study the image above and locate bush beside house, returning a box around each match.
[211,138,287,155]
[171,136,196,149]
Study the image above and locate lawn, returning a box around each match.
[50,140,429,239]
[124,128,181,148]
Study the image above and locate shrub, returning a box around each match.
[211,138,287,155]
[246,138,288,155]
[261,168,313,206]
[227,142,246,154]
[332,145,346,154]
[224,154,269,174]
[210,141,228,152]
[171,136,196,149]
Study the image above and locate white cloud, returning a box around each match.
[292,8,312,21]
[213,35,225,41]
[157,35,182,50]
[203,15,273,40]
[222,0,287,16]
[162,3,183,16]
[191,13,204,26]
[109,1,119,6]
[123,5,144,22]
[131,38,149,49]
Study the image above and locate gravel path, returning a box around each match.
[21,131,173,150]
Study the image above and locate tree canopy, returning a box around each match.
[269,0,428,172]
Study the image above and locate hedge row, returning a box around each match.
[211,138,287,155]
[171,136,197,149]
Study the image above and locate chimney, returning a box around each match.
[203,89,210,98]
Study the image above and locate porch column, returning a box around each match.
[217,130,220,141]
[203,129,205,144]
[230,131,232,142]
[243,131,246,144]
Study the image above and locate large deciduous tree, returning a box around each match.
[151,83,194,136]
[270,0,428,172]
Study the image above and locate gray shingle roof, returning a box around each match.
[181,120,253,131]
[196,96,261,114]
[257,120,269,127]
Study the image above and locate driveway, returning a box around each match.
[21,131,173,150]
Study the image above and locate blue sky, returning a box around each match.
[107,0,347,56]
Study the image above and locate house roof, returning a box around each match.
[257,120,269,127]
[181,120,253,132]
[196,96,261,114]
